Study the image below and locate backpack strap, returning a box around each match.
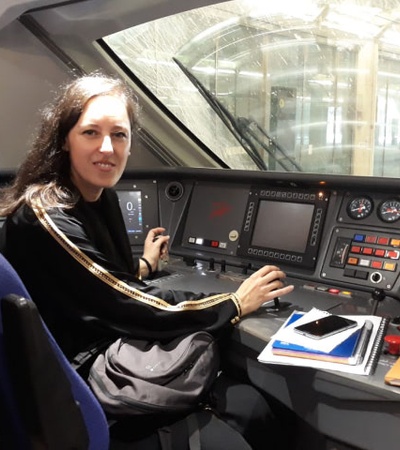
[157,426,173,450]
[157,415,201,450]
[187,414,201,450]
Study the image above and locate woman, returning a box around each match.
[0,73,294,449]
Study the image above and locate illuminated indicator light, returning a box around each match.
[347,257,358,265]
[219,242,227,249]
[353,234,364,242]
[383,262,397,271]
[365,236,377,243]
[188,237,196,244]
[339,291,352,297]
[374,249,385,257]
[328,288,340,294]
[195,238,204,245]
[362,247,373,255]
[359,259,370,267]
[316,286,329,292]
[211,241,219,248]
[386,250,400,260]
[371,261,383,269]
[390,239,400,247]
[378,237,390,245]
[351,246,361,253]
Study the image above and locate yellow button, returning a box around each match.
[390,239,400,247]
[384,262,397,272]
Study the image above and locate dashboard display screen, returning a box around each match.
[238,188,329,269]
[118,190,143,234]
[251,200,315,253]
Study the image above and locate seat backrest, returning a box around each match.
[0,253,110,450]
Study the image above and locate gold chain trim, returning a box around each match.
[31,198,240,315]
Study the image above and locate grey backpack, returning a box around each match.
[88,331,219,416]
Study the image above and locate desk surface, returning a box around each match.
[148,259,400,450]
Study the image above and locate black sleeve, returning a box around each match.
[2,203,240,344]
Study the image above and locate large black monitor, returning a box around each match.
[237,187,330,269]
[181,182,250,256]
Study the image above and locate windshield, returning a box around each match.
[103,0,400,177]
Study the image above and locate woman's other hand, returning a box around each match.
[235,265,294,317]
[140,227,170,276]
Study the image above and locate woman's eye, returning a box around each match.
[113,131,128,139]
[83,129,97,136]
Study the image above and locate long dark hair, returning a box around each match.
[0,72,140,215]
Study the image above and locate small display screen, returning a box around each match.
[118,190,143,234]
[251,200,315,253]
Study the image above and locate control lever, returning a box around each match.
[242,263,252,275]
[370,288,386,315]
[208,258,215,271]
[220,260,226,273]
[263,296,291,312]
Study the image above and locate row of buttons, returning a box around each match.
[304,283,352,298]
[350,245,399,260]
[260,190,316,201]
[347,257,396,272]
[347,233,399,273]
[353,233,400,247]
[246,248,303,262]
[187,237,227,249]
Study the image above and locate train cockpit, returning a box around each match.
[2,0,400,449]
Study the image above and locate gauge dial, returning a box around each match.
[347,196,373,220]
[378,199,400,223]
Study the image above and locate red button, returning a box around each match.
[371,261,383,269]
[384,335,400,355]
[386,250,400,260]
[328,288,340,295]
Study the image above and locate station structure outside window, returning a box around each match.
[103,0,400,177]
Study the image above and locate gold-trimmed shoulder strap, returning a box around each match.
[31,198,241,319]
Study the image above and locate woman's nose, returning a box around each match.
[100,135,113,153]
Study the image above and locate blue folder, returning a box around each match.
[272,312,371,365]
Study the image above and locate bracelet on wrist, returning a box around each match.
[140,257,153,276]
[230,292,242,318]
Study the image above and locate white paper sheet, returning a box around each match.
[258,312,385,375]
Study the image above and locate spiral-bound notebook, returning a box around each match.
[258,310,389,375]
[271,312,373,365]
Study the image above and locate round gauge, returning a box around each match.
[378,199,400,223]
[347,196,373,220]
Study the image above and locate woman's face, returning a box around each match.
[65,95,131,201]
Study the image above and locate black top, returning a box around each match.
[0,189,238,358]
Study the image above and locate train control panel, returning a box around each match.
[113,168,400,310]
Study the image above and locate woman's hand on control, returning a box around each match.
[140,227,170,276]
[235,265,294,317]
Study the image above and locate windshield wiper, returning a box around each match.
[173,57,267,170]
[173,57,302,172]
[236,117,302,172]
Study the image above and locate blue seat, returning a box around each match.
[0,253,110,450]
